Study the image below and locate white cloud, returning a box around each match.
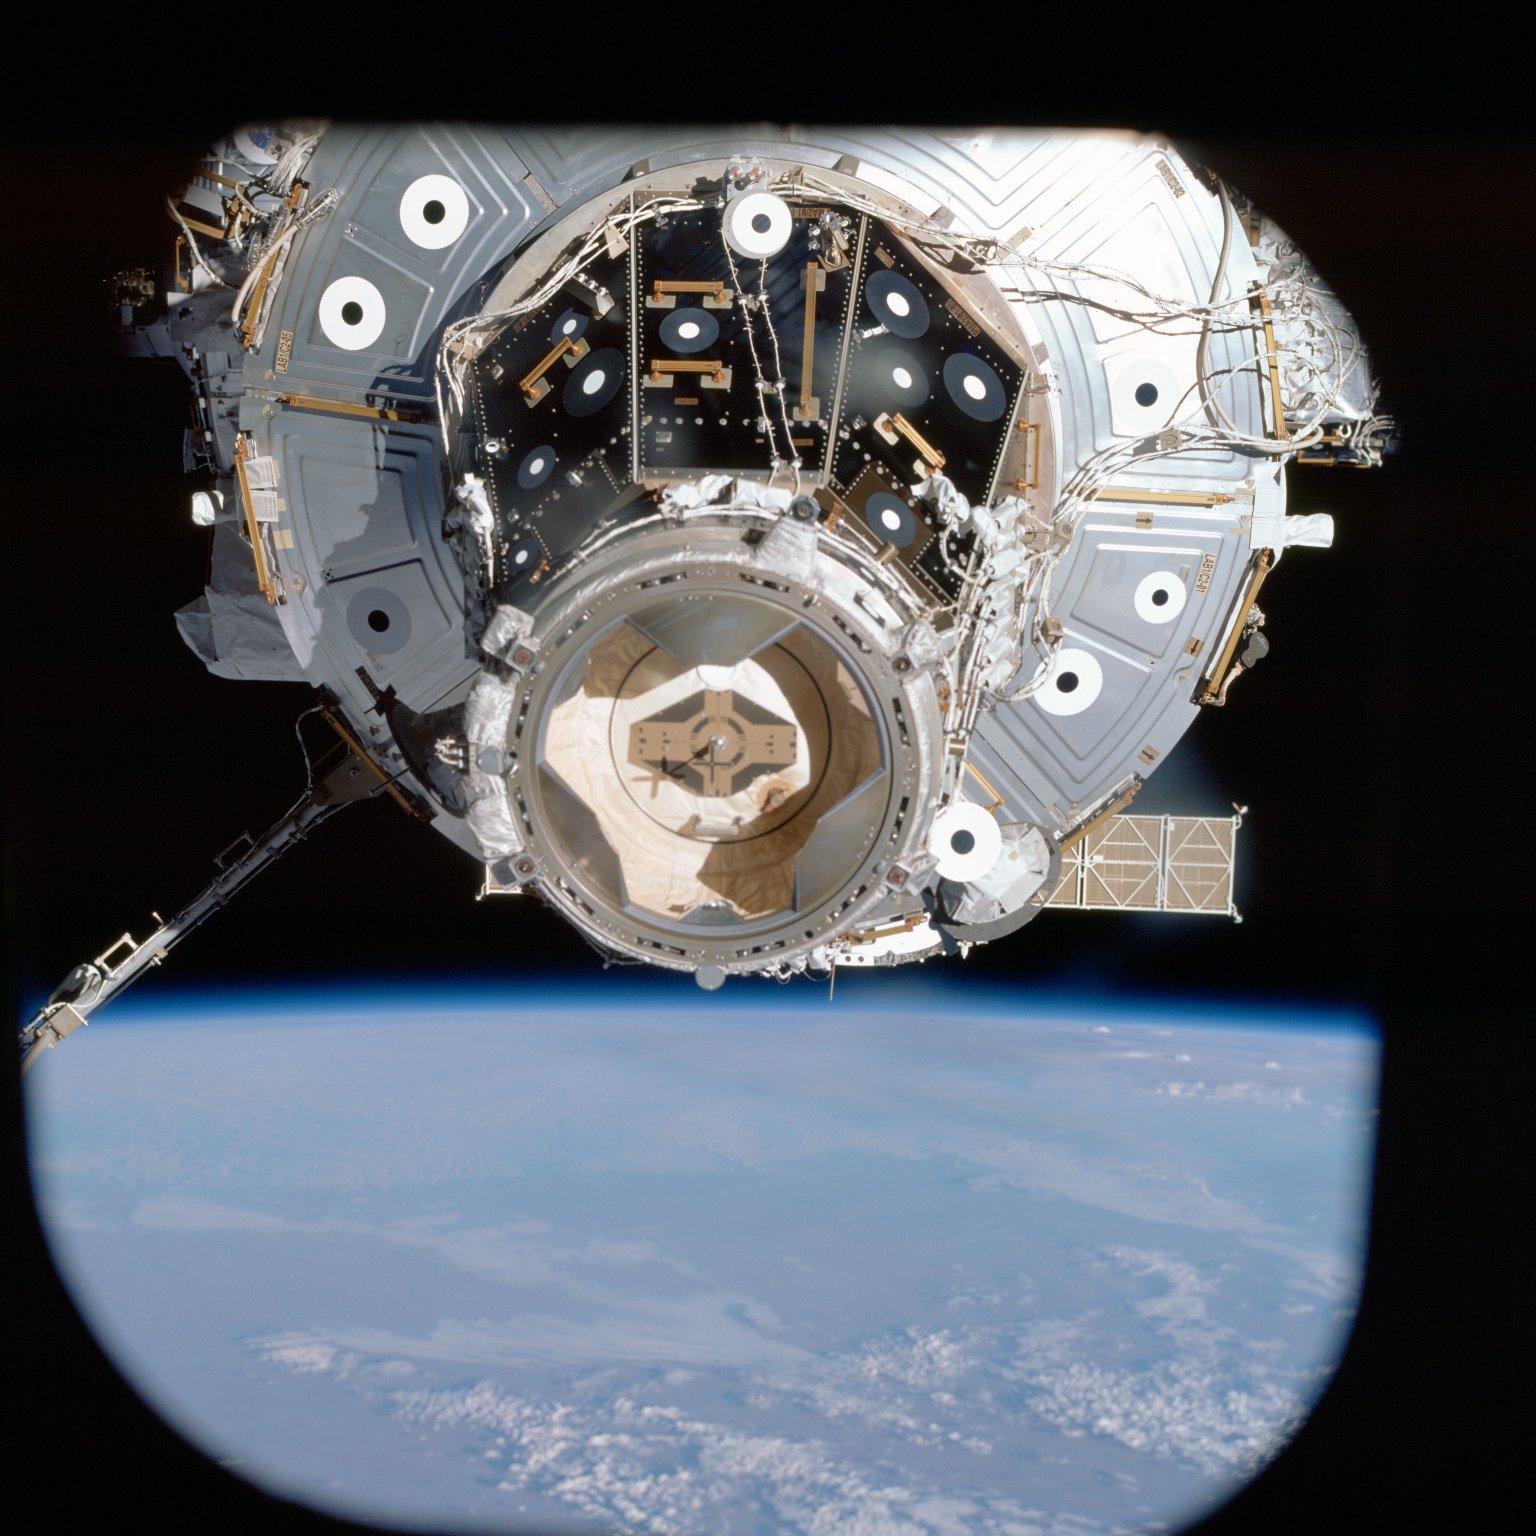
[126,1195,702,1291]
[248,1284,809,1376]
[958,1137,1273,1234]
[1155,1081,1306,1108]
[1002,1249,1307,1478]
[133,1195,311,1231]
[259,1340,346,1376]
[388,1381,1114,1536]
[245,1234,1326,1531]
[1240,1237,1357,1303]
[1101,1248,1214,1323]
[1014,1349,1298,1478]
[39,1198,110,1232]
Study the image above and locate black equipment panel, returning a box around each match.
[832,231,1025,508]
[469,245,638,596]
[826,226,1025,603]
[464,200,1024,609]
[635,206,856,480]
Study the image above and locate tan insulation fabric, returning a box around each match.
[542,622,880,921]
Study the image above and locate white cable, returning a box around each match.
[717,222,785,480]
[425,165,1380,729]
[229,188,339,337]
[165,197,229,288]
[754,259,802,493]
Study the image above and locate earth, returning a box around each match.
[25,982,1377,1536]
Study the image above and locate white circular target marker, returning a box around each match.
[1110,357,1182,428]
[399,174,470,249]
[1134,570,1187,623]
[1034,646,1104,717]
[930,801,1004,882]
[317,275,387,351]
[724,190,793,259]
[231,125,279,166]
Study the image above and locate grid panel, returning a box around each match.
[1044,813,1238,918]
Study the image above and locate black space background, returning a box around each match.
[2,51,1531,1536]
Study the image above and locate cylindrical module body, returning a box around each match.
[143,124,1385,983]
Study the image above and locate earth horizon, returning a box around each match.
[25,985,1377,1535]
